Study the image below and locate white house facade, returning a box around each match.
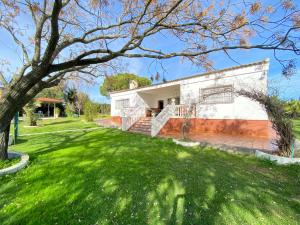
[109,59,271,138]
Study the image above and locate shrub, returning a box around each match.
[237,90,295,156]
[284,100,300,118]
[83,101,98,122]
[65,103,75,117]
[24,101,39,126]
[54,107,61,118]
[98,103,111,115]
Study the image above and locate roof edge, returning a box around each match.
[109,58,270,95]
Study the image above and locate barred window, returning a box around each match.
[200,85,233,104]
[115,99,129,109]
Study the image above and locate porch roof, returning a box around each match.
[35,97,64,104]
[136,83,180,95]
[109,58,269,95]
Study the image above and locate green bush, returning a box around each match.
[24,101,39,126]
[83,101,98,122]
[54,107,61,118]
[65,103,75,117]
[98,103,110,114]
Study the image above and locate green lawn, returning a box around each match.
[1,118,300,224]
[13,117,98,135]
[0,158,20,170]
[294,119,300,140]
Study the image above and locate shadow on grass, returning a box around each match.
[38,119,79,126]
[0,128,300,224]
[14,138,28,145]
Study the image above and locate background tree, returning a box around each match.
[63,87,77,116]
[65,103,75,117]
[0,0,299,160]
[100,73,151,97]
[76,92,89,116]
[98,103,111,115]
[36,84,64,99]
[83,100,98,122]
[64,88,78,105]
[284,100,300,118]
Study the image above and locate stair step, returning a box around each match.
[132,124,151,128]
[128,117,153,135]
[130,127,151,131]
[134,122,151,125]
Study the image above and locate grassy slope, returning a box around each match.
[1,118,300,225]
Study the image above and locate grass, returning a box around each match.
[12,117,98,135]
[1,118,300,224]
[0,158,20,170]
[293,118,300,140]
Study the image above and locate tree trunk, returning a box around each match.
[0,124,10,160]
[0,72,48,161]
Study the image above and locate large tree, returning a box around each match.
[100,73,152,97]
[0,0,299,159]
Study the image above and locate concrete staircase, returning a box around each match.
[129,117,152,135]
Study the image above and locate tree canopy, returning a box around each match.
[36,85,64,99]
[100,73,152,97]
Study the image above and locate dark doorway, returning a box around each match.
[158,100,164,111]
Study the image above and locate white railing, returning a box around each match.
[174,104,196,118]
[151,104,176,136]
[121,105,145,131]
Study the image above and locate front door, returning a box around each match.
[158,100,164,111]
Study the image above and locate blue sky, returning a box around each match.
[87,47,300,103]
[0,1,299,103]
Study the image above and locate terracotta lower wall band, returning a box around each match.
[158,118,273,138]
[111,116,122,127]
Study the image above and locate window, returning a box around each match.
[115,99,129,109]
[167,97,180,105]
[200,85,233,104]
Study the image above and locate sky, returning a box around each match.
[0,1,299,103]
[86,47,300,103]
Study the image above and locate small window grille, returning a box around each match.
[200,85,233,104]
[115,99,129,109]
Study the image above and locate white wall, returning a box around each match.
[180,61,269,120]
[110,91,146,116]
[110,85,180,116]
[110,60,270,120]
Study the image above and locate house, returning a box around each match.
[109,59,271,139]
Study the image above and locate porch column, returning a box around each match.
[47,103,50,117]
[171,98,176,105]
[171,98,176,116]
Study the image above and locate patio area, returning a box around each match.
[160,133,278,154]
[97,117,278,154]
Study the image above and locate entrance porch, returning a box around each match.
[137,84,181,117]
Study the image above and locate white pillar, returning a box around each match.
[171,98,176,105]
